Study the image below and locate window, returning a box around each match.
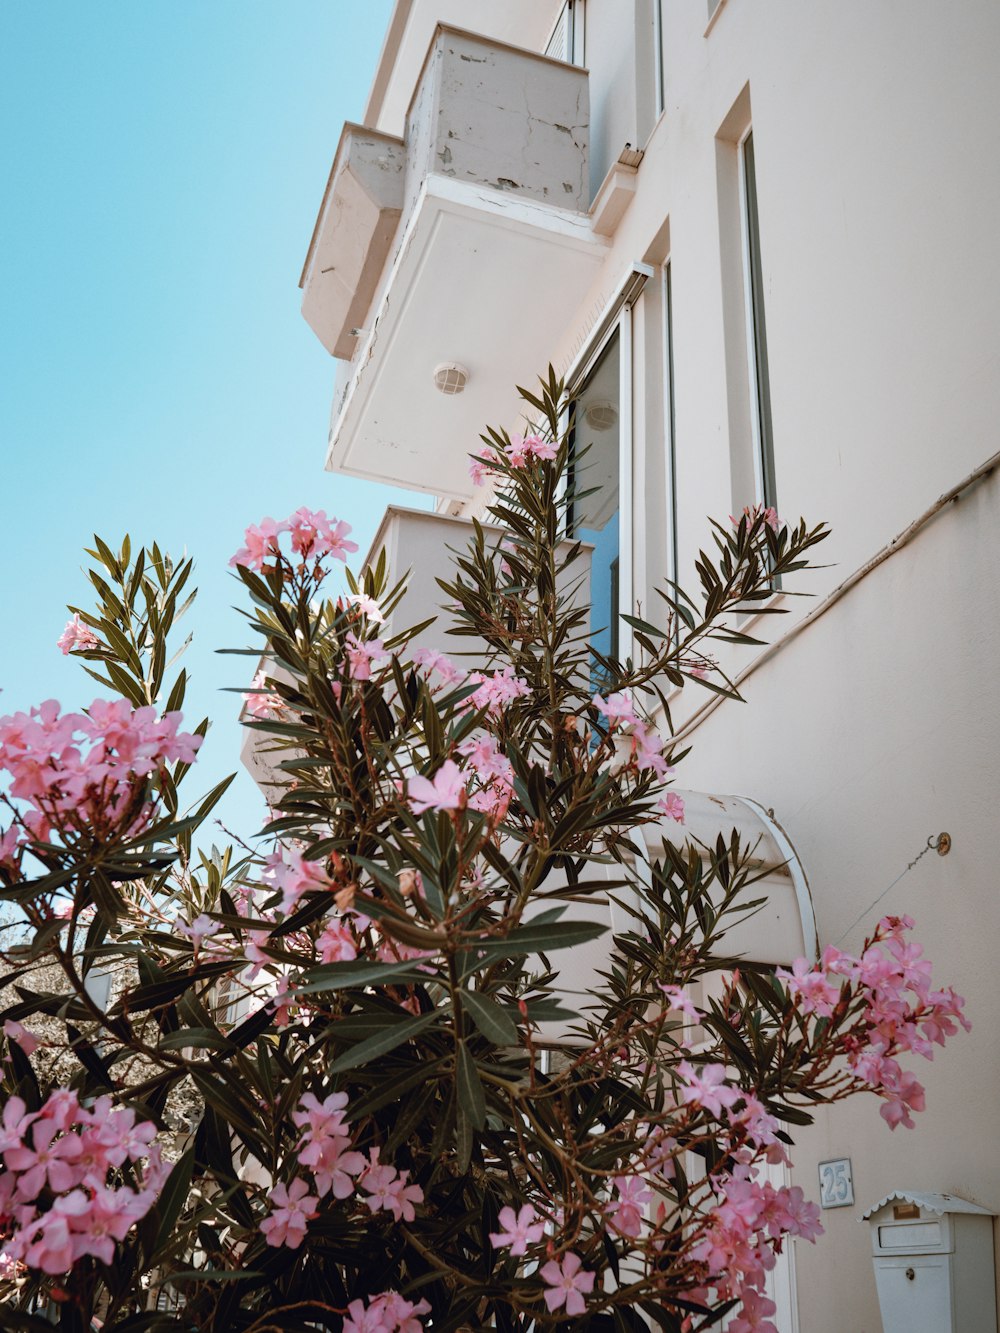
[544,1,584,66]
[740,130,777,519]
[662,261,677,596]
[636,0,666,143]
[569,326,622,663]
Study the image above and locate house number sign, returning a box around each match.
[818,1157,854,1209]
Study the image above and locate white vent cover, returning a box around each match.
[433,362,469,395]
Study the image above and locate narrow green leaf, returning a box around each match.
[456,1040,486,1129]
[329,1010,438,1074]
[461,990,518,1046]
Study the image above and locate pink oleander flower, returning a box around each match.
[412,647,465,686]
[261,1177,318,1248]
[659,985,700,1022]
[3,1020,39,1056]
[605,1175,653,1238]
[643,1129,678,1180]
[5,1117,85,1199]
[269,974,297,1028]
[243,670,282,720]
[468,781,513,821]
[345,633,387,682]
[878,1068,926,1130]
[676,1061,740,1118]
[539,1251,595,1317]
[657,792,685,823]
[230,516,287,570]
[296,1096,365,1200]
[507,433,558,466]
[523,432,558,461]
[0,1087,162,1276]
[408,760,466,815]
[489,1204,545,1256]
[263,845,332,915]
[0,1097,35,1155]
[469,447,496,487]
[175,913,220,946]
[84,1099,157,1170]
[361,1149,424,1223]
[292,1087,365,1205]
[729,1285,779,1333]
[56,1185,144,1266]
[630,721,671,776]
[343,1292,431,1333]
[593,691,640,729]
[0,1249,23,1281]
[346,591,386,623]
[764,1184,823,1242]
[56,614,100,656]
[318,919,358,964]
[776,957,841,1018]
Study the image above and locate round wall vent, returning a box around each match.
[584,399,618,431]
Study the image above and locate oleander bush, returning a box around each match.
[0,373,968,1332]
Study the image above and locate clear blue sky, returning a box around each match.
[0,2,425,842]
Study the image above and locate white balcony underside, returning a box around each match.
[325,173,607,499]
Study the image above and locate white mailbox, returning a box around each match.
[862,1190,996,1333]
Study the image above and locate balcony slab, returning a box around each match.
[325,173,607,498]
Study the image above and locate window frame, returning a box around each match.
[563,264,652,665]
[737,127,777,517]
[544,0,585,67]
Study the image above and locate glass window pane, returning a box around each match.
[570,327,621,663]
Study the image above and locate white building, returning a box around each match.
[293,3,1000,1328]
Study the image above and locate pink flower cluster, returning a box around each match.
[459,733,514,821]
[0,698,202,844]
[464,668,530,717]
[230,508,358,572]
[343,1291,430,1332]
[731,504,781,533]
[506,433,558,467]
[407,736,514,822]
[56,615,100,656]
[412,648,465,688]
[0,1089,165,1275]
[778,916,970,1130]
[690,1169,822,1333]
[262,1094,424,1250]
[468,433,557,485]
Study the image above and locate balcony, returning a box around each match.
[300,125,406,360]
[302,25,607,499]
